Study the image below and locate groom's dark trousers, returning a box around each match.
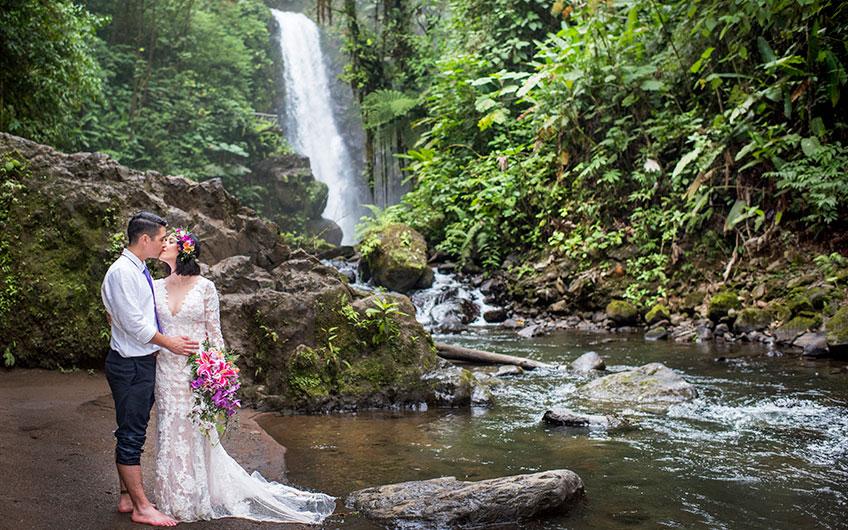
[105,348,156,465]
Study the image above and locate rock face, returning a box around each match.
[346,470,585,527]
[360,223,431,293]
[0,133,438,411]
[245,155,341,244]
[577,363,697,408]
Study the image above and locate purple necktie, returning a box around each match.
[142,265,163,333]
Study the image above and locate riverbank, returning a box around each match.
[0,369,319,529]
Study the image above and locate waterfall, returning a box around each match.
[272,9,366,245]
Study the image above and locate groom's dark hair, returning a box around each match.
[127,211,168,245]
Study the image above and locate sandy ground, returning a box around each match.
[0,368,335,530]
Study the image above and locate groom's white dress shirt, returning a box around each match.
[101,249,159,357]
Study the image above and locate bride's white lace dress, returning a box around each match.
[153,276,335,523]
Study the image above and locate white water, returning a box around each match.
[273,9,365,244]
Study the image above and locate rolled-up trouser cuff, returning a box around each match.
[115,433,146,465]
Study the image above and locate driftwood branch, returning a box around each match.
[435,342,554,370]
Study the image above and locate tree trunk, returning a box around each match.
[435,342,554,370]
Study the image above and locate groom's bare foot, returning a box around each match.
[131,505,178,527]
[117,492,133,513]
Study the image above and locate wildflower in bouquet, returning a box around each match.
[188,341,241,439]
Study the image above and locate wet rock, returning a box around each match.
[795,333,829,357]
[774,313,822,344]
[518,324,543,338]
[644,326,668,341]
[471,384,495,407]
[495,365,525,377]
[246,155,334,240]
[484,308,508,323]
[714,323,730,335]
[346,470,585,527]
[318,245,356,260]
[305,217,343,246]
[421,361,473,407]
[606,300,639,326]
[361,223,430,293]
[571,351,605,372]
[734,308,773,333]
[501,318,525,329]
[577,363,697,408]
[542,409,629,430]
[707,291,741,321]
[644,304,671,325]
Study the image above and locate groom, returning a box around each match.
[101,211,199,526]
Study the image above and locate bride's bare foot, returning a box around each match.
[131,505,178,527]
[117,492,133,513]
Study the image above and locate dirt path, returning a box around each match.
[0,369,329,529]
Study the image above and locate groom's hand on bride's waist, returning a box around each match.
[151,332,200,356]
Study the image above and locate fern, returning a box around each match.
[362,89,419,129]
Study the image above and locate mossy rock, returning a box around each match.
[644,304,670,325]
[733,308,773,333]
[707,291,741,321]
[825,306,848,346]
[786,293,814,317]
[774,312,823,344]
[361,223,430,293]
[680,291,705,314]
[767,302,791,323]
[606,300,639,326]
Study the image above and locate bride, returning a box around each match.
[152,228,335,523]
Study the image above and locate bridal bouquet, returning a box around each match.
[188,343,241,438]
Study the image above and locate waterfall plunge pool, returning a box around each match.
[258,329,848,529]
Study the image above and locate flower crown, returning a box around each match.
[173,228,198,263]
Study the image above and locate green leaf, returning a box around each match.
[800,136,822,157]
[757,36,776,64]
[724,199,748,232]
[640,79,665,91]
[672,146,702,180]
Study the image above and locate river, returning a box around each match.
[259,328,847,528]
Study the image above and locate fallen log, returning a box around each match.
[435,342,555,370]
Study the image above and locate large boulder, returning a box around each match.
[245,155,341,244]
[360,223,431,293]
[0,133,439,411]
[644,303,671,325]
[733,307,773,333]
[577,363,697,409]
[605,300,639,326]
[707,290,741,321]
[346,470,584,526]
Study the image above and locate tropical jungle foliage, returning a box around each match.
[1,0,288,210]
[342,0,848,297]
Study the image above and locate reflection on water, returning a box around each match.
[259,330,848,529]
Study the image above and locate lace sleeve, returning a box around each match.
[203,279,226,350]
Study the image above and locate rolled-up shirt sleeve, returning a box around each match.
[102,269,157,345]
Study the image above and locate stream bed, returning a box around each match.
[259,329,847,529]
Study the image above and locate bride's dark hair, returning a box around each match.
[163,232,201,276]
